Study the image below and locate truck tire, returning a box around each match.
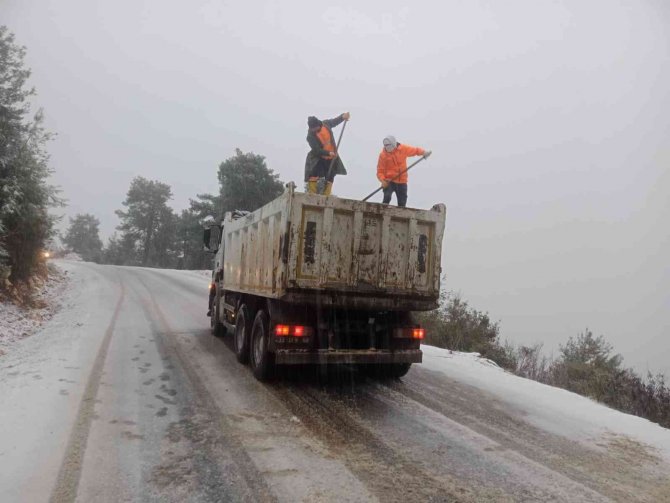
[363,363,412,380]
[388,363,412,379]
[234,304,251,364]
[210,294,225,337]
[250,309,275,381]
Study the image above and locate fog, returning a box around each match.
[4,0,669,374]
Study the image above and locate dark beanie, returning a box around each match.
[307,116,321,128]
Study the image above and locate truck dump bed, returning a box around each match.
[221,184,446,311]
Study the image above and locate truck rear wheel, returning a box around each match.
[364,363,412,379]
[388,363,412,378]
[250,309,275,381]
[234,304,251,364]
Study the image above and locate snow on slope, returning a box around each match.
[0,265,70,355]
[421,345,670,462]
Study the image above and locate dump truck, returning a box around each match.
[203,183,446,381]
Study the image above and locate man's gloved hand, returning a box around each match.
[328,152,338,159]
[342,112,351,121]
[381,180,389,189]
[423,150,432,159]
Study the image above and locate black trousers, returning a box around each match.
[382,182,408,207]
[310,158,336,183]
[208,285,215,314]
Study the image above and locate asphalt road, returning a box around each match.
[1,262,668,502]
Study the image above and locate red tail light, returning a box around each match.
[275,325,290,336]
[274,325,312,337]
[393,327,426,339]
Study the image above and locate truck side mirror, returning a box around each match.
[203,225,221,253]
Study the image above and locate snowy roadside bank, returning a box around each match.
[421,345,670,462]
[0,263,71,356]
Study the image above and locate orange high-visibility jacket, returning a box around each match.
[376,144,425,184]
[316,125,335,159]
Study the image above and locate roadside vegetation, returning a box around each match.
[62,149,283,270]
[418,291,670,429]
[0,26,61,305]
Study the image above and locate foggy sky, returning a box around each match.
[4,0,669,374]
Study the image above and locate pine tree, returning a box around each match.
[0,26,61,282]
[102,232,138,266]
[175,193,222,270]
[63,213,103,262]
[550,329,624,400]
[218,149,284,214]
[114,176,174,267]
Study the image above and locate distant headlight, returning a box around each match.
[43,251,51,259]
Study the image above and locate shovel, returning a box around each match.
[362,154,429,202]
[324,119,348,185]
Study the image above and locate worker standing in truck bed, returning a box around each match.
[304,112,349,195]
[376,135,431,207]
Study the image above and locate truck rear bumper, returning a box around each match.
[274,349,422,365]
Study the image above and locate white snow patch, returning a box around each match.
[60,252,83,261]
[421,344,670,461]
[120,266,212,283]
[0,265,70,355]
[180,269,213,282]
[0,260,120,501]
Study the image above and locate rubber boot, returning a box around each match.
[323,181,333,196]
[308,180,318,193]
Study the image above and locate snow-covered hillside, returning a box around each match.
[0,265,70,356]
[422,345,670,463]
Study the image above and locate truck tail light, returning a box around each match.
[275,325,290,336]
[274,325,312,337]
[393,327,425,340]
[412,328,425,340]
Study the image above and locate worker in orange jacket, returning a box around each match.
[376,135,431,207]
[305,113,350,195]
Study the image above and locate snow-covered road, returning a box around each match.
[1,261,669,502]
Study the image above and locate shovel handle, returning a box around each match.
[326,119,348,180]
[362,155,428,202]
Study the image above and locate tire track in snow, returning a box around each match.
[269,381,483,502]
[132,269,380,502]
[49,276,125,503]
[133,275,276,502]
[359,378,608,502]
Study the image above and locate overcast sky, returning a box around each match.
[4,0,669,374]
